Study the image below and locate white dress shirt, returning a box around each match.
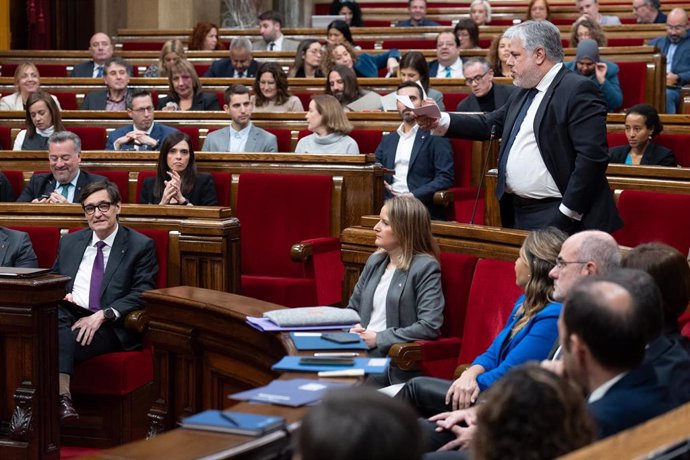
[587,373,627,403]
[228,123,252,152]
[435,57,464,78]
[391,123,419,194]
[71,224,119,311]
[368,265,395,332]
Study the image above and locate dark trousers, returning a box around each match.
[500,194,563,231]
[397,376,453,418]
[58,305,122,375]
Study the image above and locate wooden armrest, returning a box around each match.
[453,363,471,380]
[388,342,422,371]
[290,242,312,262]
[124,309,149,334]
[433,190,454,207]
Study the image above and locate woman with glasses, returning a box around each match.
[139,131,217,206]
[157,59,219,111]
[289,39,324,78]
[399,227,567,413]
[13,90,64,150]
[251,62,304,112]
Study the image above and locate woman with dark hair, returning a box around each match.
[188,21,223,50]
[470,364,595,460]
[329,0,364,27]
[609,104,676,166]
[139,131,217,206]
[250,62,303,112]
[347,195,443,381]
[487,34,511,77]
[399,227,567,412]
[13,90,64,150]
[454,18,480,49]
[326,19,357,47]
[289,39,324,78]
[526,0,551,20]
[399,52,445,110]
[158,59,219,111]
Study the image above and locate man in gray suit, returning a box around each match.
[202,84,278,152]
[0,227,38,268]
[253,10,299,51]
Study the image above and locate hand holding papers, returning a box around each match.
[396,95,442,119]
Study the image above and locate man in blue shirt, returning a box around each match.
[649,8,690,113]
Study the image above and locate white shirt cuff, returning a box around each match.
[431,112,450,136]
[559,203,583,221]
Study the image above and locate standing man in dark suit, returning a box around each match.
[417,20,621,234]
[106,90,177,151]
[17,131,107,203]
[70,32,114,78]
[0,227,38,268]
[456,57,517,112]
[53,180,158,421]
[204,38,259,78]
[375,82,454,220]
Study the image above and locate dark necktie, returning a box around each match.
[95,66,104,77]
[268,42,275,51]
[495,88,539,199]
[445,66,452,78]
[89,241,106,312]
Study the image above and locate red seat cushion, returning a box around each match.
[91,170,130,204]
[241,276,318,308]
[2,169,25,197]
[210,172,231,206]
[350,129,383,154]
[177,126,200,151]
[72,348,153,395]
[6,226,60,268]
[445,93,469,112]
[264,127,293,153]
[122,41,164,51]
[0,126,11,150]
[71,127,107,150]
[617,61,647,110]
[382,39,436,49]
[54,92,78,110]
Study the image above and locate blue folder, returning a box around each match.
[271,356,390,374]
[230,378,353,407]
[289,332,369,350]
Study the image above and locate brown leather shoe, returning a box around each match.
[59,394,79,422]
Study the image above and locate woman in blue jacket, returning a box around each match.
[398,227,567,413]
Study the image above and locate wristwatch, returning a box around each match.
[103,307,117,322]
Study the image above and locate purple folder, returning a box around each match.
[246,316,356,332]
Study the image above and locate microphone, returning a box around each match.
[470,125,497,225]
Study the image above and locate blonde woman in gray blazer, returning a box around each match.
[347,195,444,383]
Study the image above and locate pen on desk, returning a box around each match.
[314,352,359,357]
[220,412,239,426]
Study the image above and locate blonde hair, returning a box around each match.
[14,62,40,90]
[166,58,202,101]
[158,39,186,78]
[321,41,357,75]
[383,195,439,271]
[312,94,353,135]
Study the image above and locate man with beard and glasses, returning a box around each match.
[650,8,690,113]
[416,20,621,234]
[375,81,454,220]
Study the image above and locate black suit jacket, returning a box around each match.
[157,92,220,111]
[446,66,622,232]
[81,89,108,110]
[589,362,676,439]
[609,143,677,167]
[138,173,218,205]
[0,227,38,268]
[71,60,96,77]
[375,128,454,219]
[456,83,518,112]
[203,58,259,78]
[52,226,158,349]
[16,170,108,203]
[0,171,16,202]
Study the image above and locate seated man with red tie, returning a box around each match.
[53,180,158,422]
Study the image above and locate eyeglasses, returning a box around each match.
[83,201,112,215]
[554,257,588,269]
[465,72,489,86]
[131,106,154,114]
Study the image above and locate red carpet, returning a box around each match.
[60,446,101,459]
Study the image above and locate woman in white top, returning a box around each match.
[13,90,64,150]
[250,62,304,112]
[0,62,61,111]
[347,195,444,382]
[295,94,359,154]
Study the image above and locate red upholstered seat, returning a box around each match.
[6,226,60,268]
[91,170,130,203]
[1,169,25,197]
[194,64,211,77]
[457,259,523,365]
[122,41,164,51]
[293,92,313,111]
[264,127,293,152]
[2,63,68,77]
[607,132,689,167]
[177,126,200,151]
[236,172,344,307]
[382,39,436,49]
[608,38,645,46]
[72,348,153,395]
[71,127,107,150]
[54,92,78,110]
[614,190,690,255]
[616,61,647,110]
[444,92,469,112]
[446,139,484,223]
[418,253,478,379]
[350,129,384,154]
[0,126,10,150]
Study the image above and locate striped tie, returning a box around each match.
[445,66,452,78]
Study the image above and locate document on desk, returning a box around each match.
[230,378,353,407]
[272,356,390,374]
[246,317,356,332]
[289,332,369,350]
[180,410,285,436]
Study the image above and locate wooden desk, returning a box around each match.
[0,273,70,460]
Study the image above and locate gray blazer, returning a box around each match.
[0,227,38,268]
[202,124,278,152]
[347,251,444,353]
[252,37,300,51]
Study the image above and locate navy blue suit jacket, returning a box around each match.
[375,128,454,219]
[589,362,676,439]
[106,123,178,150]
[52,226,158,349]
[17,170,107,203]
[446,66,622,232]
[203,58,259,78]
[649,34,690,85]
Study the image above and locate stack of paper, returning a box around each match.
[246,317,355,332]
[271,356,390,375]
